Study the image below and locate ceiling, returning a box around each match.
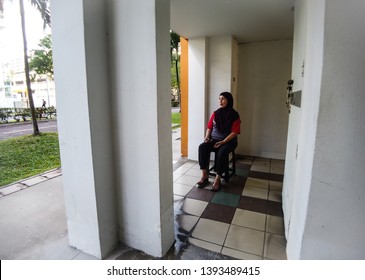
[170,0,296,44]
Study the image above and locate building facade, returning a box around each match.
[0,57,56,109]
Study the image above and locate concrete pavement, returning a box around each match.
[0,127,183,260]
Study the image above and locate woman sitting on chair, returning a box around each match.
[197,91,241,192]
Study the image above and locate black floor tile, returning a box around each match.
[187,187,215,202]
[267,200,283,217]
[269,174,284,182]
[230,174,247,185]
[221,178,245,195]
[248,171,271,180]
[201,203,236,224]
[238,196,268,214]
[235,163,252,170]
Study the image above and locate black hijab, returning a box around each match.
[214,92,239,133]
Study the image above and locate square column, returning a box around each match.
[108,0,174,257]
[187,36,237,160]
[188,37,208,160]
[51,0,118,258]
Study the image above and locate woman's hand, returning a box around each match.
[204,136,211,143]
[214,141,225,148]
[214,132,237,148]
[204,128,212,143]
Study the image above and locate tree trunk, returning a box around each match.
[175,59,180,111]
[19,0,39,135]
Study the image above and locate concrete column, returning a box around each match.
[180,38,189,157]
[187,36,238,161]
[208,36,234,115]
[108,0,174,257]
[285,0,365,259]
[51,0,117,258]
[188,38,208,160]
[301,0,365,259]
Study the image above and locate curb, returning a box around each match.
[0,167,62,198]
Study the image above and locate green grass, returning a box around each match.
[0,133,61,187]
[171,112,181,126]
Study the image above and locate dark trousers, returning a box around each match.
[198,138,237,176]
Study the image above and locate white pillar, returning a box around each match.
[51,0,117,258]
[301,0,365,259]
[108,0,174,257]
[188,38,208,160]
[187,36,238,160]
[285,0,365,259]
[208,36,235,114]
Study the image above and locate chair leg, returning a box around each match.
[209,151,236,182]
[232,152,236,175]
[225,151,236,182]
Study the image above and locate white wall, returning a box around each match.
[237,40,292,159]
[231,39,239,108]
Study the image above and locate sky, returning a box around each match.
[0,0,51,62]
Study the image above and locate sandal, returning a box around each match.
[210,179,221,192]
[197,178,209,188]
[210,185,221,192]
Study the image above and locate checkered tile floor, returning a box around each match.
[173,157,287,260]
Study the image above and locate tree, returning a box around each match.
[29,34,53,79]
[170,30,180,106]
[0,0,51,135]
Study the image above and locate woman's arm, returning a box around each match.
[204,128,212,142]
[204,112,215,142]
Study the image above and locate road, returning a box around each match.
[0,108,180,141]
[0,120,58,141]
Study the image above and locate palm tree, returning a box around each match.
[170,31,180,106]
[1,0,51,135]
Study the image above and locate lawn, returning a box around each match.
[171,112,181,128]
[0,133,61,187]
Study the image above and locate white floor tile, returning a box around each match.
[180,198,208,217]
[222,247,262,260]
[266,215,285,235]
[242,186,268,200]
[245,178,269,189]
[263,233,287,260]
[192,218,230,245]
[188,237,222,253]
[232,209,266,231]
[173,183,194,197]
[268,190,282,202]
[175,174,200,187]
[224,225,265,256]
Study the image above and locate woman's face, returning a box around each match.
[219,95,228,108]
